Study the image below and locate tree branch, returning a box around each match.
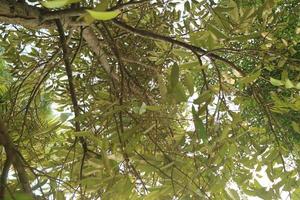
[0,157,11,199]
[82,27,119,81]
[0,119,33,197]
[56,20,81,131]
[56,20,88,197]
[0,0,54,29]
[112,20,206,54]
[112,20,245,76]
[110,0,149,11]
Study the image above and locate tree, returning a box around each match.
[0,0,299,199]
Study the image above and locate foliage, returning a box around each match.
[0,0,300,199]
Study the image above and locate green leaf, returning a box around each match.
[285,78,294,89]
[86,9,120,21]
[180,61,199,69]
[207,24,228,39]
[184,1,190,12]
[173,83,187,103]
[172,49,191,58]
[31,179,48,191]
[270,78,283,86]
[157,75,167,99]
[206,33,218,50]
[41,0,80,8]
[83,0,109,23]
[56,191,65,200]
[170,64,179,88]
[145,105,160,111]
[292,121,300,134]
[278,58,287,68]
[80,177,103,187]
[192,106,207,142]
[281,70,288,80]
[225,188,240,200]
[194,90,213,105]
[4,192,33,200]
[101,150,112,175]
[106,176,133,199]
[239,70,261,85]
[154,41,169,50]
[144,124,155,134]
[139,102,147,115]
[180,61,207,72]
[60,113,71,122]
[0,84,7,95]
[94,0,109,11]
[183,73,194,95]
[160,161,174,170]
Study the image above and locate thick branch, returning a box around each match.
[0,0,54,29]
[82,27,119,81]
[0,119,33,197]
[0,157,11,199]
[0,0,86,28]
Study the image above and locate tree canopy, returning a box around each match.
[0,0,300,199]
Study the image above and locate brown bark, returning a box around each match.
[0,0,243,78]
[0,0,53,29]
[0,157,11,199]
[0,120,33,198]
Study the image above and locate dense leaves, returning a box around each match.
[0,0,300,199]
